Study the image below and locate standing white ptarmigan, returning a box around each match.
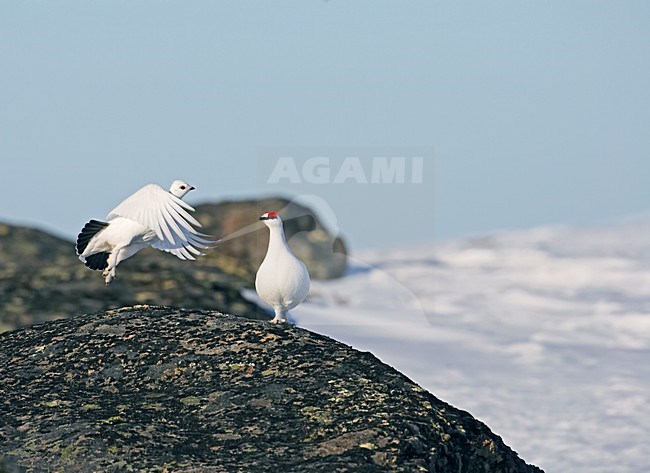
[76,180,213,285]
[255,211,310,324]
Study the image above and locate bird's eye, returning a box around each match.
[180,186,186,190]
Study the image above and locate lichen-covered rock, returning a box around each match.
[0,306,543,472]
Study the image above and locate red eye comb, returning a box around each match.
[260,211,279,221]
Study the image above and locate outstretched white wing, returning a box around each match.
[107,183,213,260]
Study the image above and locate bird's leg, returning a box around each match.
[103,247,123,286]
[270,307,287,324]
[105,266,118,285]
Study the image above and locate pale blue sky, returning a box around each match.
[1,1,648,248]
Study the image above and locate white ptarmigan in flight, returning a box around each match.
[255,211,310,324]
[76,180,212,285]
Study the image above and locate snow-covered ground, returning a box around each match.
[283,219,649,472]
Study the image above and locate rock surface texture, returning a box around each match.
[0,307,542,473]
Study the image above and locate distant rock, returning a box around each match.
[0,223,265,332]
[194,197,347,281]
[0,306,543,473]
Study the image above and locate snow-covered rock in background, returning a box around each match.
[289,219,650,473]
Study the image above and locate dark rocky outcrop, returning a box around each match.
[0,306,543,473]
[0,223,265,332]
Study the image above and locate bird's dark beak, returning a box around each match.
[259,216,266,221]
[189,186,195,191]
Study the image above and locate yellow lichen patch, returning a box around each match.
[180,396,201,406]
[161,367,186,381]
[359,442,377,450]
[301,406,333,424]
[60,444,85,461]
[213,432,243,441]
[261,333,279,342]
[305,429,382,458]
[42,400,71,408]
[482,439,495,453]
[99,416,125,424]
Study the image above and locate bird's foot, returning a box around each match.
[103,266,117,285]
[269,317,286,324]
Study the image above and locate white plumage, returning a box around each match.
[255,211,310,324]
[76,180,212,285]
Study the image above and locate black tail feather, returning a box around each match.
[84,252,110,271]
[76,220,109,255]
